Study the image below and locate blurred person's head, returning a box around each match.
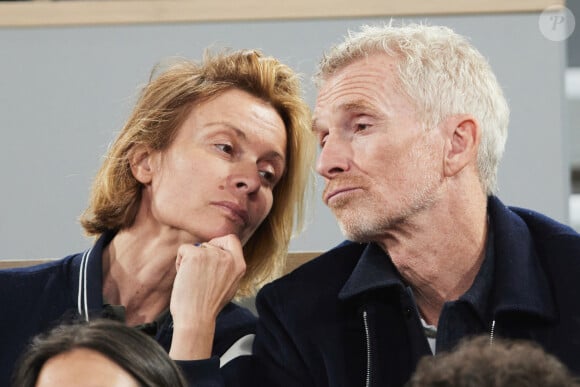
[12,319,187,387]
[406,335,580,387]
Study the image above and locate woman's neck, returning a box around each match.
[101,227,179,326]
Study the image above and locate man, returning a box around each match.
[252,24,580,386]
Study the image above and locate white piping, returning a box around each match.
[77,248,92,322]
[219,334,255,367]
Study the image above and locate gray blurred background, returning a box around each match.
[0,3,579,260]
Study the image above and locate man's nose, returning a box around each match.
[316,134,351,178]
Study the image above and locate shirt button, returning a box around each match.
[404,307,412,318]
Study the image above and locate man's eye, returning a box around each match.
[319,133,328,148]
[355,123,370,131]
[216,144,233,154]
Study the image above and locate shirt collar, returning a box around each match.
[101,303,171,336]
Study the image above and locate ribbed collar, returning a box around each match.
[71,230,116,316]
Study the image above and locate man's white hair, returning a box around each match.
[315,23,509,194]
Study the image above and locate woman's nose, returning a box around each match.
[230,163,261,194]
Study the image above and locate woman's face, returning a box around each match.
[135,88,287,245]
[36,348,138,387]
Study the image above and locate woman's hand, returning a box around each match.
[168,234,246,360]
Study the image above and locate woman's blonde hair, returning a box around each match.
[80,49,315,296]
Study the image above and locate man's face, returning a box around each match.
[313,54,445,241]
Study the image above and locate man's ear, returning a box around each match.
[129,145,155,184]
[442,115,480,177]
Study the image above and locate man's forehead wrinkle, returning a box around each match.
[314,59,398,130]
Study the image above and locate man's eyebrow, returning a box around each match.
[339,100,377,114]
[312,100,378,133]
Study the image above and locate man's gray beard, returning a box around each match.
[338,220,374,243]
[332,188,438,243]
[335,208,394,242]
[330,196,389,242]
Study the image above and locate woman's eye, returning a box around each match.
[259,170,277,185]
[216,144,234,154]
[355,123,370,131]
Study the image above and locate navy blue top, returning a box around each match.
[0,231,256,387]
[253,196,580,386]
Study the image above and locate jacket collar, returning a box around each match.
[338,242,404,300]
[487,196,556,321]
[337,196,556,322]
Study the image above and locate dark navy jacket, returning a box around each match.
[0,231,256,387]
[253,196,580,386]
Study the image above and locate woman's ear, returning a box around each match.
[442,115,480,177]
[129,145,155,184]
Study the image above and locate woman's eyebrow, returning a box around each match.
[206,122,286,162]
[205,122,247,140]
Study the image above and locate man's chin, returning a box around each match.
[338,226,369,243]
[334,210,387,243]
[335,212,365,241]
[327,194,355,211]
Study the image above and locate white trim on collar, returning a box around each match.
[77,248,92,322]
[219,333,254,367]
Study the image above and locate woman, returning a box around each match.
[0,49,314,386]
[13,319,187,387]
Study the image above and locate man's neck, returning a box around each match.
[378,193,488,326]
